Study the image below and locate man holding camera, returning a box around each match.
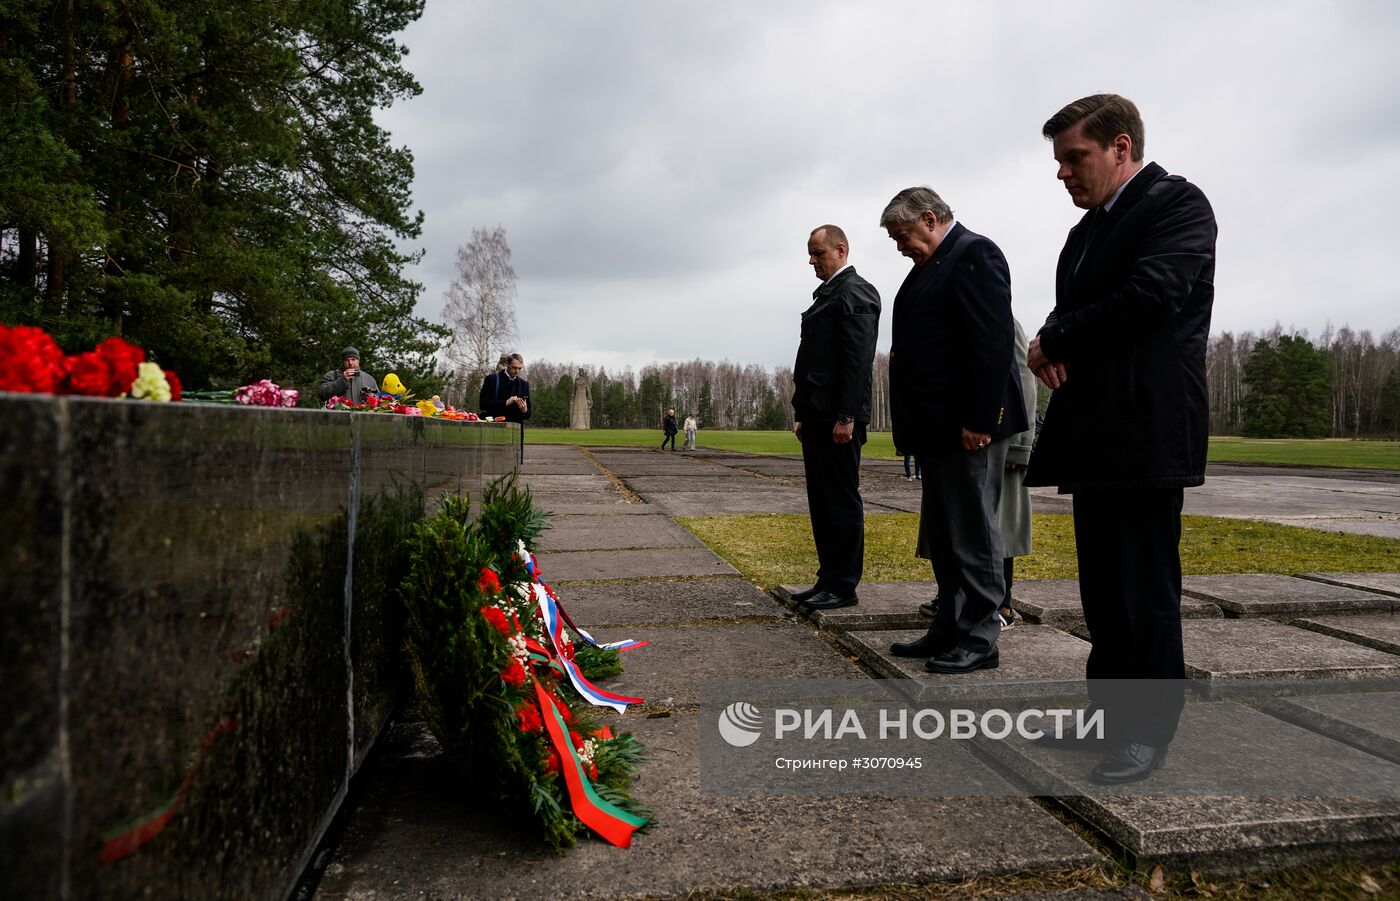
[318,346,380,403]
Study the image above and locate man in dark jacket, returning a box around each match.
[1027,94,1216,784]
[791,224,880,610]
[319,346,379,403]
[480,353,531,463]
[881,187,1027,675]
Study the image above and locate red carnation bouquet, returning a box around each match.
[0,324,181,401]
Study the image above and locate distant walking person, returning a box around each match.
[661,409,678,450]
[1027,94,1217,784]
[684,413,698,450]
[479,352,531,463]
[902,453,921,481]
[790,224,880,611]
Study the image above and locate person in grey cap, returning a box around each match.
[319,346,380,403]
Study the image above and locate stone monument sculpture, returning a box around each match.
[568,370,592,429]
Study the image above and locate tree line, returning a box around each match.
[1209,326,1400,438]
[507,329,1400,438]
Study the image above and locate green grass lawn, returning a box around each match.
[1207,436,1400,470]
[677,512,1400,589]
[530,428,1399,470]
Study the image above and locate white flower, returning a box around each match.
[129,362,172,402]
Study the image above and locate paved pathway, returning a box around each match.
[317,445,1400,899]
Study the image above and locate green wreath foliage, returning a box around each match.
[400,475,647,851]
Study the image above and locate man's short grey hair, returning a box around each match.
[880,187,954,227]
[507,353,524,365]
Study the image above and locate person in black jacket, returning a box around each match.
[881,187,1027,675]
[479,353,531,463]
[661,409,678,451]
[1027,94,1216,784]
[790,225,880,610]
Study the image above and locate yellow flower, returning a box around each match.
[416,400,439,417]
[382,373,407,395]
[129,361,172,402]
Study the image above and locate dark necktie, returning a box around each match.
[1073,207,1102,277]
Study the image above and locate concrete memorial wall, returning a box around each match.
[0,394,515,899]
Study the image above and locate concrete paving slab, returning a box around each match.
[536,516,703,552]
[1181,472,1400,539]
[1300,572,1400,599]
[834,626,1091,702]
[1183,573,1399,617]
[517,474,616,492]
[975,700,1400,870]
[1181,619,1400,685]
[530,490,632,510]
[553,578,784,626]
[1013,580,1223,627]
[317,714,1101,900]
[1293,613,1400,656]
[861,490,924,513]
[540,504,654,516]
[721,458,806,477]
[1265,690,1400,766]
[595,462,738,477]
[600,621,867,708]
[624,475,791,495]
[646,492,812,516]
[776,581,932,631]
[541,548,738,583]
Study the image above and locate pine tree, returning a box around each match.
[0,0,444,390]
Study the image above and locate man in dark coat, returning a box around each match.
[790,224,880,610]
[1027,94,1216,784]
[881,187,1027,675]
[480,353,531,463]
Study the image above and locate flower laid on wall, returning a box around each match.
[0,324,181,401]
[234,379,299,407]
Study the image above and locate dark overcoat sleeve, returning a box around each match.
[951,240,1016,434]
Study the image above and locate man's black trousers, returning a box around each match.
[1072,487,1186,746]
[800,420,865,596]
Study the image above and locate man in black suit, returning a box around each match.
[881,187,1027,674]
[1027,94,1216,783]
[791,225,880,610]
[480,352,531,463]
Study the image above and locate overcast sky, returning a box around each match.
[376,0,1400,374]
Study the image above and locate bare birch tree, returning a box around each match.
[442,226,519,398]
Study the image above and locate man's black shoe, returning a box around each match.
[804,590,858,610]
[925,646,999,674]
[789,585,822,603]
[890,629,954,658]
[1090,742,1169,784]
[918,595,942,617]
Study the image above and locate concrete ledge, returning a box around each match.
[1264,691,1400,766]
[776,582,932,631]
[1183,574,1399,617]
[1298,572,1400,599]
[1013,579,1223,628]
[975,701,1400,871]
[1181,620,1400,687]
[833,626,1090,703]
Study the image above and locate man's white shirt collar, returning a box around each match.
[1103,167,1144,212]
[822,262,852,286]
